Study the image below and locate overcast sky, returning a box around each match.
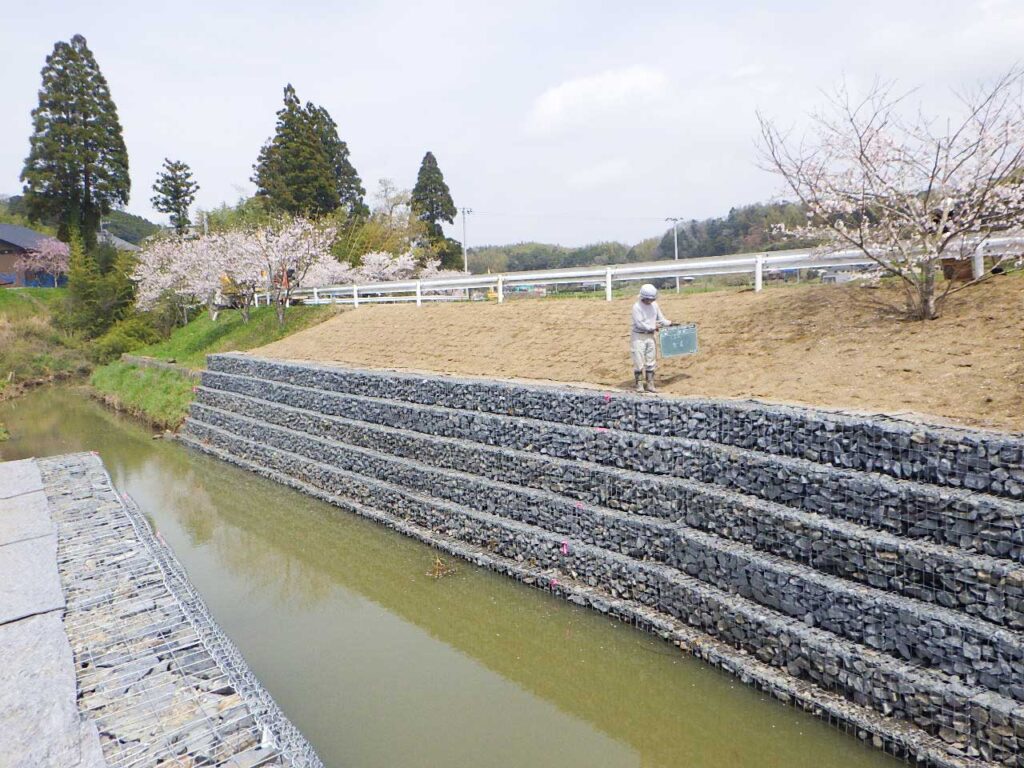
[3,0,1023,246]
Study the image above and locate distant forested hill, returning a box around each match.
[645,201,816,260]
[102,210,161,244]
[469,202,816,273]
[0,195,160,244]
[469,241,631,273]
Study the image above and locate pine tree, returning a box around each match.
[305,104,368,217]
[151,159,199,234]
[20,34,130,250]
[411,152,456,241]
[252,85,339,216]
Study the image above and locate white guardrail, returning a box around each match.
[269,236,1023,308]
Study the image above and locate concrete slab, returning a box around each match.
[0,534,64,625]
[0,612,104,768]
[0,490,55,546]
[0,458,43,499]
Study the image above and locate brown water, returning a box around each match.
[1,387,900,768]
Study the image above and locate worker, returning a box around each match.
[630,283,672,393]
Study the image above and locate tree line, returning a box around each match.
[12,34,463,348]
[18,36,461,262]
[467,202,816,274]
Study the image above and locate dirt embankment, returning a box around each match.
[255,275,1024,432]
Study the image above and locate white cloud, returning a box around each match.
[526,66,670,136]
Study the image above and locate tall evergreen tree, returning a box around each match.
[20,34,130,250]
[411,151,456,241]
[151,159,199,234]
[252,85,339,216]
[306,104,368,217]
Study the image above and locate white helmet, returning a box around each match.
[639,283,658,300]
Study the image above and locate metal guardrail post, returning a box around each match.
[312,287,318,304]
[973,246,985,279]
[605,267,613,301]
[415,281,422,307]
[755,256,764,292]
[353,285,359,308]
[497,276,504,303]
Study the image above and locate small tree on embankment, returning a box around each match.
[758,68,1024,320]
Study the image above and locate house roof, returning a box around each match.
[0,223,50,251]
[98,230,140,251]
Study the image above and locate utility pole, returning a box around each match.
[665,217,682,292]
[460,207,473,274]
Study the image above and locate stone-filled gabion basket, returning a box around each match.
[182,353,1024,768]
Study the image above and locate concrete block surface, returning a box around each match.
[0,534,64,625]
[0,458,43,499]
[0,490,55,546]
[0,612,104,768]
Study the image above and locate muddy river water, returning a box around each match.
[0,387,899,768]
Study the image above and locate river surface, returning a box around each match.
[1,387,899,768]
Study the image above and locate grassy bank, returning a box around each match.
[89,362,195,430]
[88,304,340,428]
[0,288,92,439]
[133,304,340,368]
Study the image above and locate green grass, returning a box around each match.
[132,304,340,369]
[0,287,67,320]
[0,288,92,399]
[89,362,196,430]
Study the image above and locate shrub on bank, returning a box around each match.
[89,362,194,430]
[90,314,163,364]
[0,294,92,399]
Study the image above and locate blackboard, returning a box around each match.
[660,324,698,357]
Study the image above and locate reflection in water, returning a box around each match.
[1,388,899,768]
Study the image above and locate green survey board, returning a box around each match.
[659,324,698,357]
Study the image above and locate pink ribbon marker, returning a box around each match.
[595,427,608,433]
[560,541,569,555]
[550,578,560,588]
[603,393,612,403]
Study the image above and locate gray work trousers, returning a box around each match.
[630,331,657,372]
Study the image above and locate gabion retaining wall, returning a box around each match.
[201,369,1024,562]
[186,354,1024,768]
[206,354,1024,499]
[189,403,1024,698]
[193,392,1024,629]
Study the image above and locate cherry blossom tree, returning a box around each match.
[216,230,264,323]
[133,237,188,319]
[242,217,337,326]
[758,69,1024,319]
[304,256,356,289]
[134,235,226,322]
[134,220,458,324]
[15,237,69,284]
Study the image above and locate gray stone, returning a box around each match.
[0,534,64,624]
[0,490,55,546]
[0,458,43,499]
[0,612,106,768]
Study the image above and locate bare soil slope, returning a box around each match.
[255,275,1024,432]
